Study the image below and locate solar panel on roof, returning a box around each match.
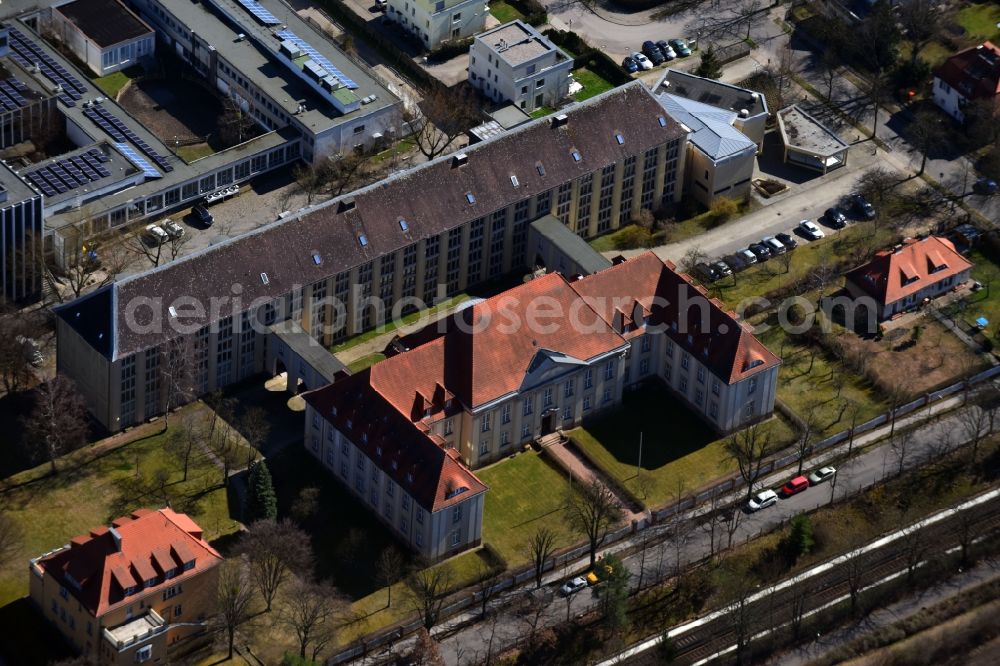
[115,143,161,179]
[235,0,281,25]
[275,29,359,90]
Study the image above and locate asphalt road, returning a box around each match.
[399,390,986,665]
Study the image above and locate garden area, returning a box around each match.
[489,0,524,24]
[572,68,614,102]
[568,384,797,508]
[956,1,1000,43]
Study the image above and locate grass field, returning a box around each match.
[569,384,796,507]
[330,293,470,354]
[572,68,614,102]
[478,449,584,566]
[347,352,387,372]
[957,2,1000,43]
[945,249,1000,339]
[489,0,524,23]
[91,65,142,99]
[176,142,215,162]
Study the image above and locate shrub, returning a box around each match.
[782,514,815,563]
[612,225,653,250]
[709,197,739,224]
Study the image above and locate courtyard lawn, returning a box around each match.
[572,68,614,102]
[91,65,142,99]
[176,142,215,162]
[957,3,1000,43]
[347,352,387,373]
[0,402,242,623]
[569,384,796,507]
[531,105,555,118]
[489,0,524,23]
[946,249,1000,340]
[478,449,584,566]
[756,322,886,435]
[330,293,470,354]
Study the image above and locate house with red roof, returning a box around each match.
[29,508,223,665]
[933,41,1000,122]
[303,252,779,559]
[844,236,972,320]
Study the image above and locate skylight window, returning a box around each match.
[398,219,409,232]
[536,162,545,176]
[312,252,322,265]
[657,116,667,127]
[571,150,581,162]
[465,192,476,204]
[260,272,270,285]
[510,175,519,187]
[168,306,177,318]
[614,133,624,145]
[359,234,368,247]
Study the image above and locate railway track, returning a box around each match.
[623,494,1000,666]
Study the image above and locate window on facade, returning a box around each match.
[564,380,574,398]
[710,402,719,418]
[584,368,593,389]
[523,398,533,416]
[452,505,462,524]
[603,388,612,403]
[584,395,592,411]
[481,413,491,432]
[641,335,651,353]
[522,423,532,439]
[748,377,758,394]
[679,377,688,393]
[697,366,705,383]
[543,388,553,407]
[450,530,461,546]
[712,379,720,396]
[640,358,650,375]
[444,419,453,436]
[500,431,510,447]
[479,439,490,455]
[681,354,690,369]
[502,404,511,424]
[605,360,615,381]
[562,405,572,420]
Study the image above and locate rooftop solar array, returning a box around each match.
[22,149,113,197]
[236,0,281,25]
[115,143,161,179]
[276,29,359,90]
[83,102,173,173]
[7,28,86,107]
[0,79,29,111]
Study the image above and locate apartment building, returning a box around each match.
[29,508,223,665]
[386,0,487,50]
[304,251,780,557]
[469,20,573,112]
[55,82,688,432]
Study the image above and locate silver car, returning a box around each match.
[808,466,837,485]
[747,489,778,511]
[560,576,587,596]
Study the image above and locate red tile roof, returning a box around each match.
[302,375,488,512]
[845,236,972,306]
[35,508,222,617]
[935,41,1000,103]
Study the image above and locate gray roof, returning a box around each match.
[654,93,756,161]
[63,82,687,360]
[0,157,41,205]
[268,320,347,383]
[530,215,612,275]
[54,0,153,48]
[655,69,768,118]
[475,20,565,67]
[777,105,849,156]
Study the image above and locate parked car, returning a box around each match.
[747,489,778,512]
[656,40,676,60]
[808,466,837,485]
[560,576,588,596]
[668,38,692,57]
[713,260,733,277]
[737,248,758,266]
[781,475,810,497]
[193,203,214,227]
[586,562,614,585]
[973,178,998,195]
[776,232,798,250]
[145,223,168,244]
[749,242,771,261]
[694,262,720,282]
[797,219,824,240]
[632,52,653,70]
[621,56,639,74]
[642,41,665,65]
[762,236,786,255]
[850,194,876,219]
[824,207,847,229]
[162,219,184,240]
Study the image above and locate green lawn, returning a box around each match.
[0,402,242,608]
[569,384,796,507]
[478,449,584,566]
[372,137,416,163]
[957,3,1000,43]
[572,67,614,102]
[531,105,556,119]
[756,321,886,435]
[91,65,142,99]
[347,352,387,373]
[588,201,755,253]
[176,142,215,163]
[331,293,470,354]
[943,249,1000,340]
[489,0,524,23]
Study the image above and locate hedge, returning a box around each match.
[503,0,547,26]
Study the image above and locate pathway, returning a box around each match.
[543,436,646,522]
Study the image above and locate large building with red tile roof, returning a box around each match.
[933,41,1000,122]
[303,251,779,559]
[29,508,223,665]
[844,236,973,320]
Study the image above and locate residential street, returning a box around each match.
[365,386,988,665]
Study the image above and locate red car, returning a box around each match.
[781,475,810,496]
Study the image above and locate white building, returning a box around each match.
[48,0,155,77]
[386,0,488,51]
[932,41,1000,123]
[469,20,573,112]
[653,92,757,206]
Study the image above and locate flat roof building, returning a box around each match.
[776,105,849,174]
[49,0,155,76]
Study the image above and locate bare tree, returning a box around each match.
[908,111,944,176]
[566,478,624,566]
[724,423,775,503]
[208,413,239,487]
[159,337,192,429]
[890,428,915,476]
[900,522,926,586]
[412,87,480,160]
[0,312,39,395]
[843,550,867,614]
[41,230,130,301]
[239,519,314,612]
[238,406,270,465]
[794,409,820,475]
[376,545,406,608]
[527,527,557,590]
[217,95,258,148]
[864,68,891,139]
[720,503,744,550]
[283,576,341,661]
[960,398,994,468]
[165,412,201,481]
[408,627,446,666]
[23,375,89,473]
[475,558,502,619]
[216,559,256,660]
[408,564,453,630]
[899,0,940,71]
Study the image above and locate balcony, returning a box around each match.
[103,608,166,651]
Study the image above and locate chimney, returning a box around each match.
[338,197,356,213]
[550,113,569,128]
[451,153,468,168]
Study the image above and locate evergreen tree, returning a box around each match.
[246,460,278,522]
[695,45,723,80]
[783,514,815,563]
